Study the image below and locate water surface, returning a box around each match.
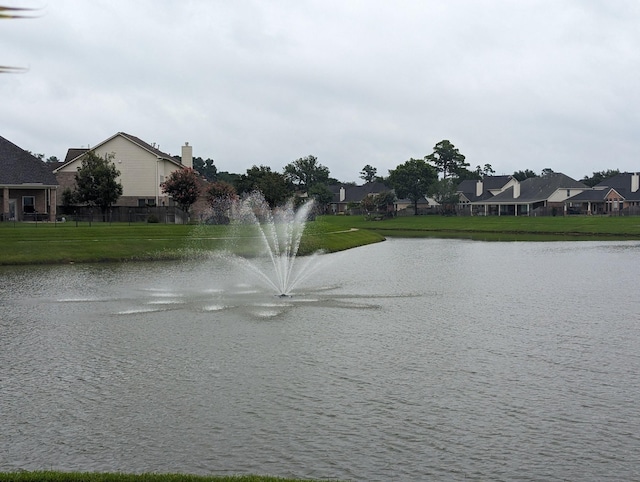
[1,239,639,480]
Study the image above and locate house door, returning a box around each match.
[9,199,16,220]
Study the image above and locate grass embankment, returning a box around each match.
[0,218,384,265]
[0,473,317,482]
[2,215,639,266]
[321,214,640,241]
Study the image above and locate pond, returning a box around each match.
[1,238,639,481]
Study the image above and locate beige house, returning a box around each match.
[54,132,193,208]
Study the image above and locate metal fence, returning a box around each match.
[56,206,188,224]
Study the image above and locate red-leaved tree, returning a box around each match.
[161,168,200,217]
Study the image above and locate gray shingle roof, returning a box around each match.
[457,175,513,202]
[594,172,640,201]
[329,181,389,203]
[0,135,58,186]
[489,172,586,203]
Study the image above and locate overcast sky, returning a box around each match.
[2,0,640,182]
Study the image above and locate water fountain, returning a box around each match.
[221,192,323,297]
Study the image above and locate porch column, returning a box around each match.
[49,188,57,221]
[2,187,8,220]
[515,204,518,216]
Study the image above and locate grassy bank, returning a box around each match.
[2,215,638,265]
[0,219,384,265]
[320,214,640,241]
[0,472,318,482]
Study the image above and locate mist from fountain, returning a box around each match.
[223,192,322,296]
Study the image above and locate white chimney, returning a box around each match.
[632,172,639,193]
[513,182,520,199]
[476,180,483,197]
[181,142,193,169]
[340,186,346,202]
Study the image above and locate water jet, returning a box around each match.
[222,192,322,297]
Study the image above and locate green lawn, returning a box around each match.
[0,220,383,265]
[1,215,638,265]
[320,214,640,240]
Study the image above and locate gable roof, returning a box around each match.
[488,172,586,203]
[457,175,514,202]
[594,172,640,201]
[329,181,389,203]
[54,132,183,171]
[567,172,640,202]
[0,135,58,186]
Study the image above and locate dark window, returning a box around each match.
[23,196,35,213]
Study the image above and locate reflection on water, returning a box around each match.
[1,239,640,481]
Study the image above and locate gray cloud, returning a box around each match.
[2,0,640,181]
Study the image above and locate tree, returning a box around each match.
[475,164,495,178]
[360,164,378,183]
[307,183,334,212]
[193,157,218,181]
[361,191,397,219]
[512,169,538,181]
[373,190,396,217]
[388,158,438,215]
[206,181,237,224]
[425,140,469,179]
[580,169,620,187]
[541,168,555,176]
[74,151,123,220]
[235,165,293,207]
[429,178,460,215]
[284,155,330,191]
[161,167,200,216]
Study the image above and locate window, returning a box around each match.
[23,196,35,213]
[138,199,146,207]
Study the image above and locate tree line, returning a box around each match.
[57,141,622,220]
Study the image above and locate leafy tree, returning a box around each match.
[74,151,123,220]
[429,178,460,215]
[206,181,237,224]
[388,158,438,215]
[46,155,60,163]
[193,157,218,181]
[475,164,495,178]
[307,183,334,213]
[373,190,396,216]
[360,195,376,217]
[541,168,555,176]
[161,167,200,216]
[235,165,293,207]
[512,169,538,181]
[360,164,378,183]
[580,169,619,187]
[217,171,241,185]
[284,155,330,191]
[425,140,469,179]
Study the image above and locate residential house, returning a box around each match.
[565,172,640,215]
[329,181,389,214]
[470,172,587,216]
[457,175,517,215]
[0,135,58,221]
[53,132,192,208]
